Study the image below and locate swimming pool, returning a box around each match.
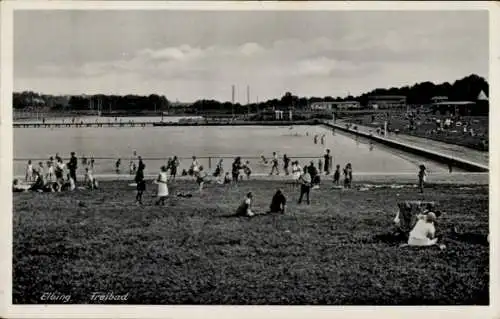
[13,124,454,177]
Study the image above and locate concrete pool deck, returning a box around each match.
[322,120,488,172]
[14,172,488,185]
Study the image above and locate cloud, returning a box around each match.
[16,19,488,102]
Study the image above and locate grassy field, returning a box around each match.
[13,179,489,305]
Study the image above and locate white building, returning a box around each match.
[310,101,361,110]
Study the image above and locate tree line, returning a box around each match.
[13,74,488,113]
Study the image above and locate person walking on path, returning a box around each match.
[155,166,169,206]
[298,165,312,205]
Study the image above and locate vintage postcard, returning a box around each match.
[0,1,498,319]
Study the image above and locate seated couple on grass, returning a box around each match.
[234,189,287,217]
[394,201,445,248]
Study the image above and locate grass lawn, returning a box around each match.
[12,179,489,305]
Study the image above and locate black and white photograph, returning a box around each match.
[1,1,498,318]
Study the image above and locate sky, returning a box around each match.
[14,10,489,103]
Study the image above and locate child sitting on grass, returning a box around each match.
[84,167,98,190]
[224,172,232,185]
[235,192,255,217]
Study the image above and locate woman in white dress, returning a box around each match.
[155,166,169,206]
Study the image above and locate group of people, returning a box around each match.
[18,152,98,193]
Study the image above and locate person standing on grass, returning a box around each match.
[115,158,121,174]
[267,189,287,214]
[170,156,179,180]
[68,152,78,183]
[343,164,352,188]
[129,161,136,175]
[155,166,169,206]
[214,158,224,182]
[37,162,45,179]
[235,192,255,217]
[46,160,54,182]
[283,154,290,175]
[323,149,332,175]
[418,164,427,193]
[55,158,65,188]
[25,160,33,182]
[333,164,341,186]
[308,161,320,188]
[347,163,353,188]
[135,161,146,205]
[243,161,252,180]
[55,153,62,163]
[292,161,302,189]
[190,156,200,176]
[298,165,312,205]
[232,157,242,184]
[269,152,279,175]
[137,156,145,172]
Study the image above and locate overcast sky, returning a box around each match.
[14,10,488,102]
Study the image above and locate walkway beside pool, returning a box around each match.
[330,120,488,167]
[14,172,488,185]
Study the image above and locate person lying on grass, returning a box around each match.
[267,189,287,214]
[12,179,28,192]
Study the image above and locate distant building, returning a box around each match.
[431,96,448,103]
[310,101,361,111]
[432,101,476,116]
[310,101,335,111]
[368,95,406,109]
[334,101,361,110]
[170,101,193,108]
